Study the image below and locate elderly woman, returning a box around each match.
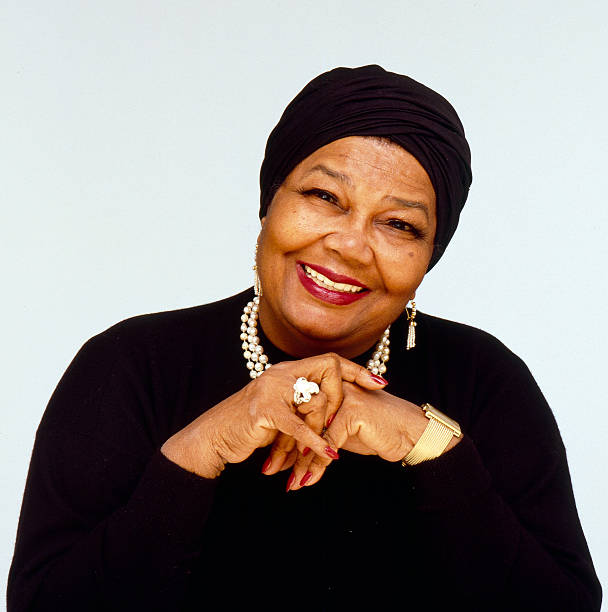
[8,66,601,611]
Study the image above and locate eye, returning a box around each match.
[386,219,424,238]
[300,188,339,205]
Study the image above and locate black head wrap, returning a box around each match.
[259,65,472,270]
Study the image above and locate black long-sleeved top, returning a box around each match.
[8,289,602,611]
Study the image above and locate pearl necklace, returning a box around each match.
[241,297,390,379]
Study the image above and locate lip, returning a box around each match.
[296,261,368,288]
[296,262,370,306]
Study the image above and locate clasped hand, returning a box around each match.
[162,352,429,484]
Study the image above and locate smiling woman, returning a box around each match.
[8,66,602,611]
[257,136,436,358]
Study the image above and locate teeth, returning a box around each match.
[303,265,363,293]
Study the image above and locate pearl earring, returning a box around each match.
[406,301,417,350]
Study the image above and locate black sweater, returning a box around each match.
[8,289,602,611]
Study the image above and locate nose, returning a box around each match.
[322,216,374,267]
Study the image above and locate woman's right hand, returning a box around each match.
[161,353,385,479]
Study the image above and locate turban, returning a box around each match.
[259,65,472,270]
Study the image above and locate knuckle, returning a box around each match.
[325,352,341,369]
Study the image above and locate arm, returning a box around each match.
[8,334,219,612]
[292,361,601,610]
[8,330,382,611]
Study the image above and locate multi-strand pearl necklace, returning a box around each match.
[241,296,390,378]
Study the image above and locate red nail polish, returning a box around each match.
[324,446,339,460]
[370,374,388,385]
[302,447,310,457]
[286,472,295,492]
[261,457,272,473]
[300,471,313,486]
[326,413,335,427]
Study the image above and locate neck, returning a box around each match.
[257,297,385,360]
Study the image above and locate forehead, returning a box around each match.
[291,136,436,205]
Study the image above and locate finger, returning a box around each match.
[300,410,350,488]
[295,391,328,439]
[296,354,387,420]
[267,408,339,465]
[287,448,316,491]
[262,392,327,475]
[262,432,296,475]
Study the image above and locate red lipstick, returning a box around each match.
[296,261,369,306]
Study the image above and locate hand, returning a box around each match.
[261,356,388,478]
[288,382,461,491]
[161,354,386,479]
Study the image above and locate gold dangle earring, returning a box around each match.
[406,300,417,350]
[253,243,262,297]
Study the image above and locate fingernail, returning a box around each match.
[370,374,388,385]
[326,413,335,427]
[324,446,339,460]
[300,471,313,486]
[261,457,272,473]
[302,447,310,457]
[286,472,295,492]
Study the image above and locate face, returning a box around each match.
[257,136,436,358]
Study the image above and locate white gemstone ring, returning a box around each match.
[293,377,320,406]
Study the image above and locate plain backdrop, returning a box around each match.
[2,0,606,604]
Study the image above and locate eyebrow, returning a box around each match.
[303,164,353,186]
[303,164,430,220]
[384,196,430,220]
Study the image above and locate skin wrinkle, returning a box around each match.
[257,136,436,360]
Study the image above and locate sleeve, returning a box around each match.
[402,354,602,611]
[7,331,218,612]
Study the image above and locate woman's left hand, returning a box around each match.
[287,382,460,491]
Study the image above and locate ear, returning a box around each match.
[260,216,266,227]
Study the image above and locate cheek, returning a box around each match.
[266,204,325,251]
[380,248,428,293]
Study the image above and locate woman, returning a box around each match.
[8,65,601,611]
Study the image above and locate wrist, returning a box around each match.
[161,428,225,479]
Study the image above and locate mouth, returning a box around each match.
[296,261,370,305]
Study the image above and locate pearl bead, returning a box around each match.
[242,299,391,379]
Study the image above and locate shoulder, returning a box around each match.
[40,289,253,432]
[417,310,523,372]
[79,288,253,362]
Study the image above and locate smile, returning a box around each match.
[296,261,370,306]
[302,265,364,293]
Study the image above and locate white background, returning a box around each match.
[2,0,606,604]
